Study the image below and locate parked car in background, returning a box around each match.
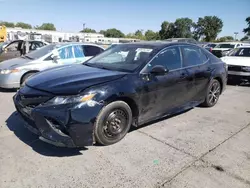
[164,38,201,45]
[13,42,227,147]
[0,40,48,62]
[211,42,244,58]
[221,46,250,84]
[0,42,104,89]
[203,43,217,52]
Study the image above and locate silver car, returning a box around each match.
[0,42,104,89]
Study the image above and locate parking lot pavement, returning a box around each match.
[0,85,250,188]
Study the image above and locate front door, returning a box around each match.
[0,40,22,61]
[138,46,191,123]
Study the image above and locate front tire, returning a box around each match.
[202,79,221,107]
[94,101,132,146]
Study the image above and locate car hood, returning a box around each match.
[26,64,127,95]
[0,57,32,69]
[221,56,250,66]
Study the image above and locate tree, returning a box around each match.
[216,36,234,42]
[103,28,125,38]
[174,18,194,38]
[193,16,223,42]
[35,23,56,31]
[15,22,32,29]
[145,30,159,40]
[240,36,249,41]
[243,16,250,36]
[99,30,106,35]
[80,28,96,33]
[0,21,15,27]
[159,21,176,39]
[134,29,144,39]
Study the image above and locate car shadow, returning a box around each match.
[227,81,250,87]
[129,108,192,132]
[0,88,17,93]
[5,112,87,157]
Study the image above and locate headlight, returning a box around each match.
[242,66,250,72]
[45,93,96,105]
[0,69,20,74]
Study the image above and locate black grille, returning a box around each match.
[228,65,242,72]
[16,92,51,108]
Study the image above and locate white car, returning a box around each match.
[221,46,250,83]
[212,42,244,58]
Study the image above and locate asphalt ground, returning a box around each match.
[0,85,249,188]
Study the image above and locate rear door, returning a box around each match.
[181,45,211,101]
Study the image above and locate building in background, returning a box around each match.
[6,27,139,44]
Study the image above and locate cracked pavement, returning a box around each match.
[0,85,250,188]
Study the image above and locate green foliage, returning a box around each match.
[216,36,234,42]
[193,16,223,42]
[0,21,15,27]
[144,30,159,40]
[240,36,249,41]
[15,22,32,29]
[80,28,96,33]
[174,18,194,38]
[103,28,125,38]
[243,16,250,36]
[35,23,56,31]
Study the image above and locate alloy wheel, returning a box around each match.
[208,81,221,106]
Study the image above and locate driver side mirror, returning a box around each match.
[52,55,60,63]
[150,65,169,76]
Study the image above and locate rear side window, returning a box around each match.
[181,46,208,67]
[83,45,104,56]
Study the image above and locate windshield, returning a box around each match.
[229,48,250,57]
[215,44,235,49]
[24,44,57,59]
[85,44,156,72]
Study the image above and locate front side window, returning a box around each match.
[58,46,74,59]
[83,45,104,56]
[146,46,182,71]
[85,44,155,72]
[73,45,85,58]
[181,45,208,67]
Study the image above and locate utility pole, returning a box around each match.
[234,32,238,41]
[83,23,86,31]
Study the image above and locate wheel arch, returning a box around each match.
[20,70,40,85]
[213,76,223,94]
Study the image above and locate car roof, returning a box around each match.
[118,41,200,49]
[52,42,105,49]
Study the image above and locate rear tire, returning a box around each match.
[20,73,35,87]
[94,101,132,146]
[201,79,221,107]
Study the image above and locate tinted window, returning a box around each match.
[58,46,74,59]
[146,47,181,71]
[73,45,85,58]
[230,48,250,57]
[215,44,235,48]
[83,45,104,56]
[182,46,208,67]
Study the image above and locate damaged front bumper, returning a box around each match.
[13,94,104,148]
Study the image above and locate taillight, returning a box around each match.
[210,48,212,52]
